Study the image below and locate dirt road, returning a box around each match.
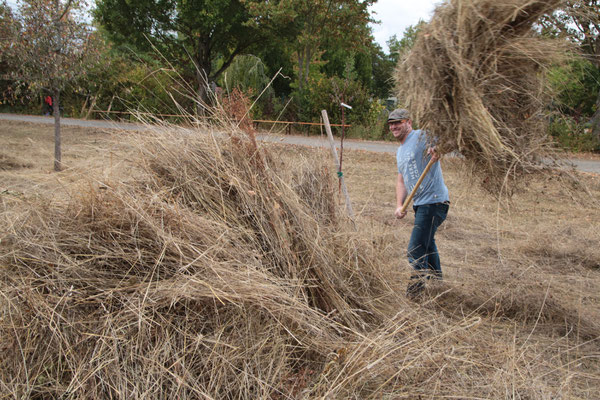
[2,113,598,174]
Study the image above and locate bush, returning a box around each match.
[294,74,372,129]
[346,100,389,140]
[548,116,600,153]
[548,58,600,119]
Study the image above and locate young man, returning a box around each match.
[390,108,450,297]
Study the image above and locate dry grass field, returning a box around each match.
[1,119,599,398]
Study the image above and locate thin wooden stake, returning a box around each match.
[321,110,354,219]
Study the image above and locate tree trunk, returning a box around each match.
[107,95,114,113]
[53,88,62,171]
[590,86,600,140]
[297,46,312,93]
[196,67,210,116]
[297,51,304,92]
[85,95,98,120]
[80,95,89,117]
[304,47,311,89]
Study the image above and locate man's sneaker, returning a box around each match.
[406,280,425,299]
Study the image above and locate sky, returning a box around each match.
[369,0,440,53]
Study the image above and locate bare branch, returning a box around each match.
[58,0,74,21]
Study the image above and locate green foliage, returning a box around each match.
[84,50,191,119]
[1,0,103,169]
[252,41,295,98]
[1,0,436,143]
[1,0,99,92]
[245,0,374,95]
[346,100,388,140]
[1,2,102,115]
[541,0,600,142]
[1,37,182,120]
[386,21,427,108]
[368,42,394,100]
[1,0,25,111]
[221,55,269,95]
[219,54,279,119]
[548,115,600,152]
[548,57,600,117]
[387,21,426,65]
[296,68,371,128]
[0,1,13,88]
[94,0,266,106]
[347,22,429,104]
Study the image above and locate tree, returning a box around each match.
[94,0,269,109]
[244,0,375,93]
[542,0,600,139]
[368,41,394,99]
[221,55,272,96]
[1,0,99,171]
[548,56,600,120]
[0,1,17,104]
[387,21,425,66]
[219,54,276,118]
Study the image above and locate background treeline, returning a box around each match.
[0,0,599,151]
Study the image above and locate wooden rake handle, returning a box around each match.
[400,157,437,214]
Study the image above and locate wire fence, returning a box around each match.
[90,110,351,135]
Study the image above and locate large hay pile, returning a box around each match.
[396,0,569,191]
[0,126,401,398]
[1,124,598,398]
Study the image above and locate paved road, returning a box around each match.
[0,113,145,131]
[2,113,599,174]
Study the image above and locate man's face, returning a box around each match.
[389,119,412,141]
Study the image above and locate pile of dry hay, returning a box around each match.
[1,123,598,398]
[0,125,402,398]
[396,0,569,192]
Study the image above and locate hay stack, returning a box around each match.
[396,0,569,191]
[0,126,403,398]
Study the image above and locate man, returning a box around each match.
[390,108,450,297]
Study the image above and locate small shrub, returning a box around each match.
[344,100,389,140]
[548,116,600,153]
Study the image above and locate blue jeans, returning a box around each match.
[407,202,449,279]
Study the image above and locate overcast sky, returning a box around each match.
[369,0,440,53]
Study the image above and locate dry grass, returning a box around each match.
[1,120,599,398]
[396,0,571,194]
[0,120,127,197]
[0,153,32,171]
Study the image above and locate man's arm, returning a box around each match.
[395,172,408,219]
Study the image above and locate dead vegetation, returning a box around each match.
[396,0,571,193]
[0,153,32,171]
[0,122,395,398]
[0,119,599,398]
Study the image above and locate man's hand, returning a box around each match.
[427,146,440,162]
[395,206,407,219]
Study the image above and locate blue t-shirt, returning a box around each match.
[396,130,449,206]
